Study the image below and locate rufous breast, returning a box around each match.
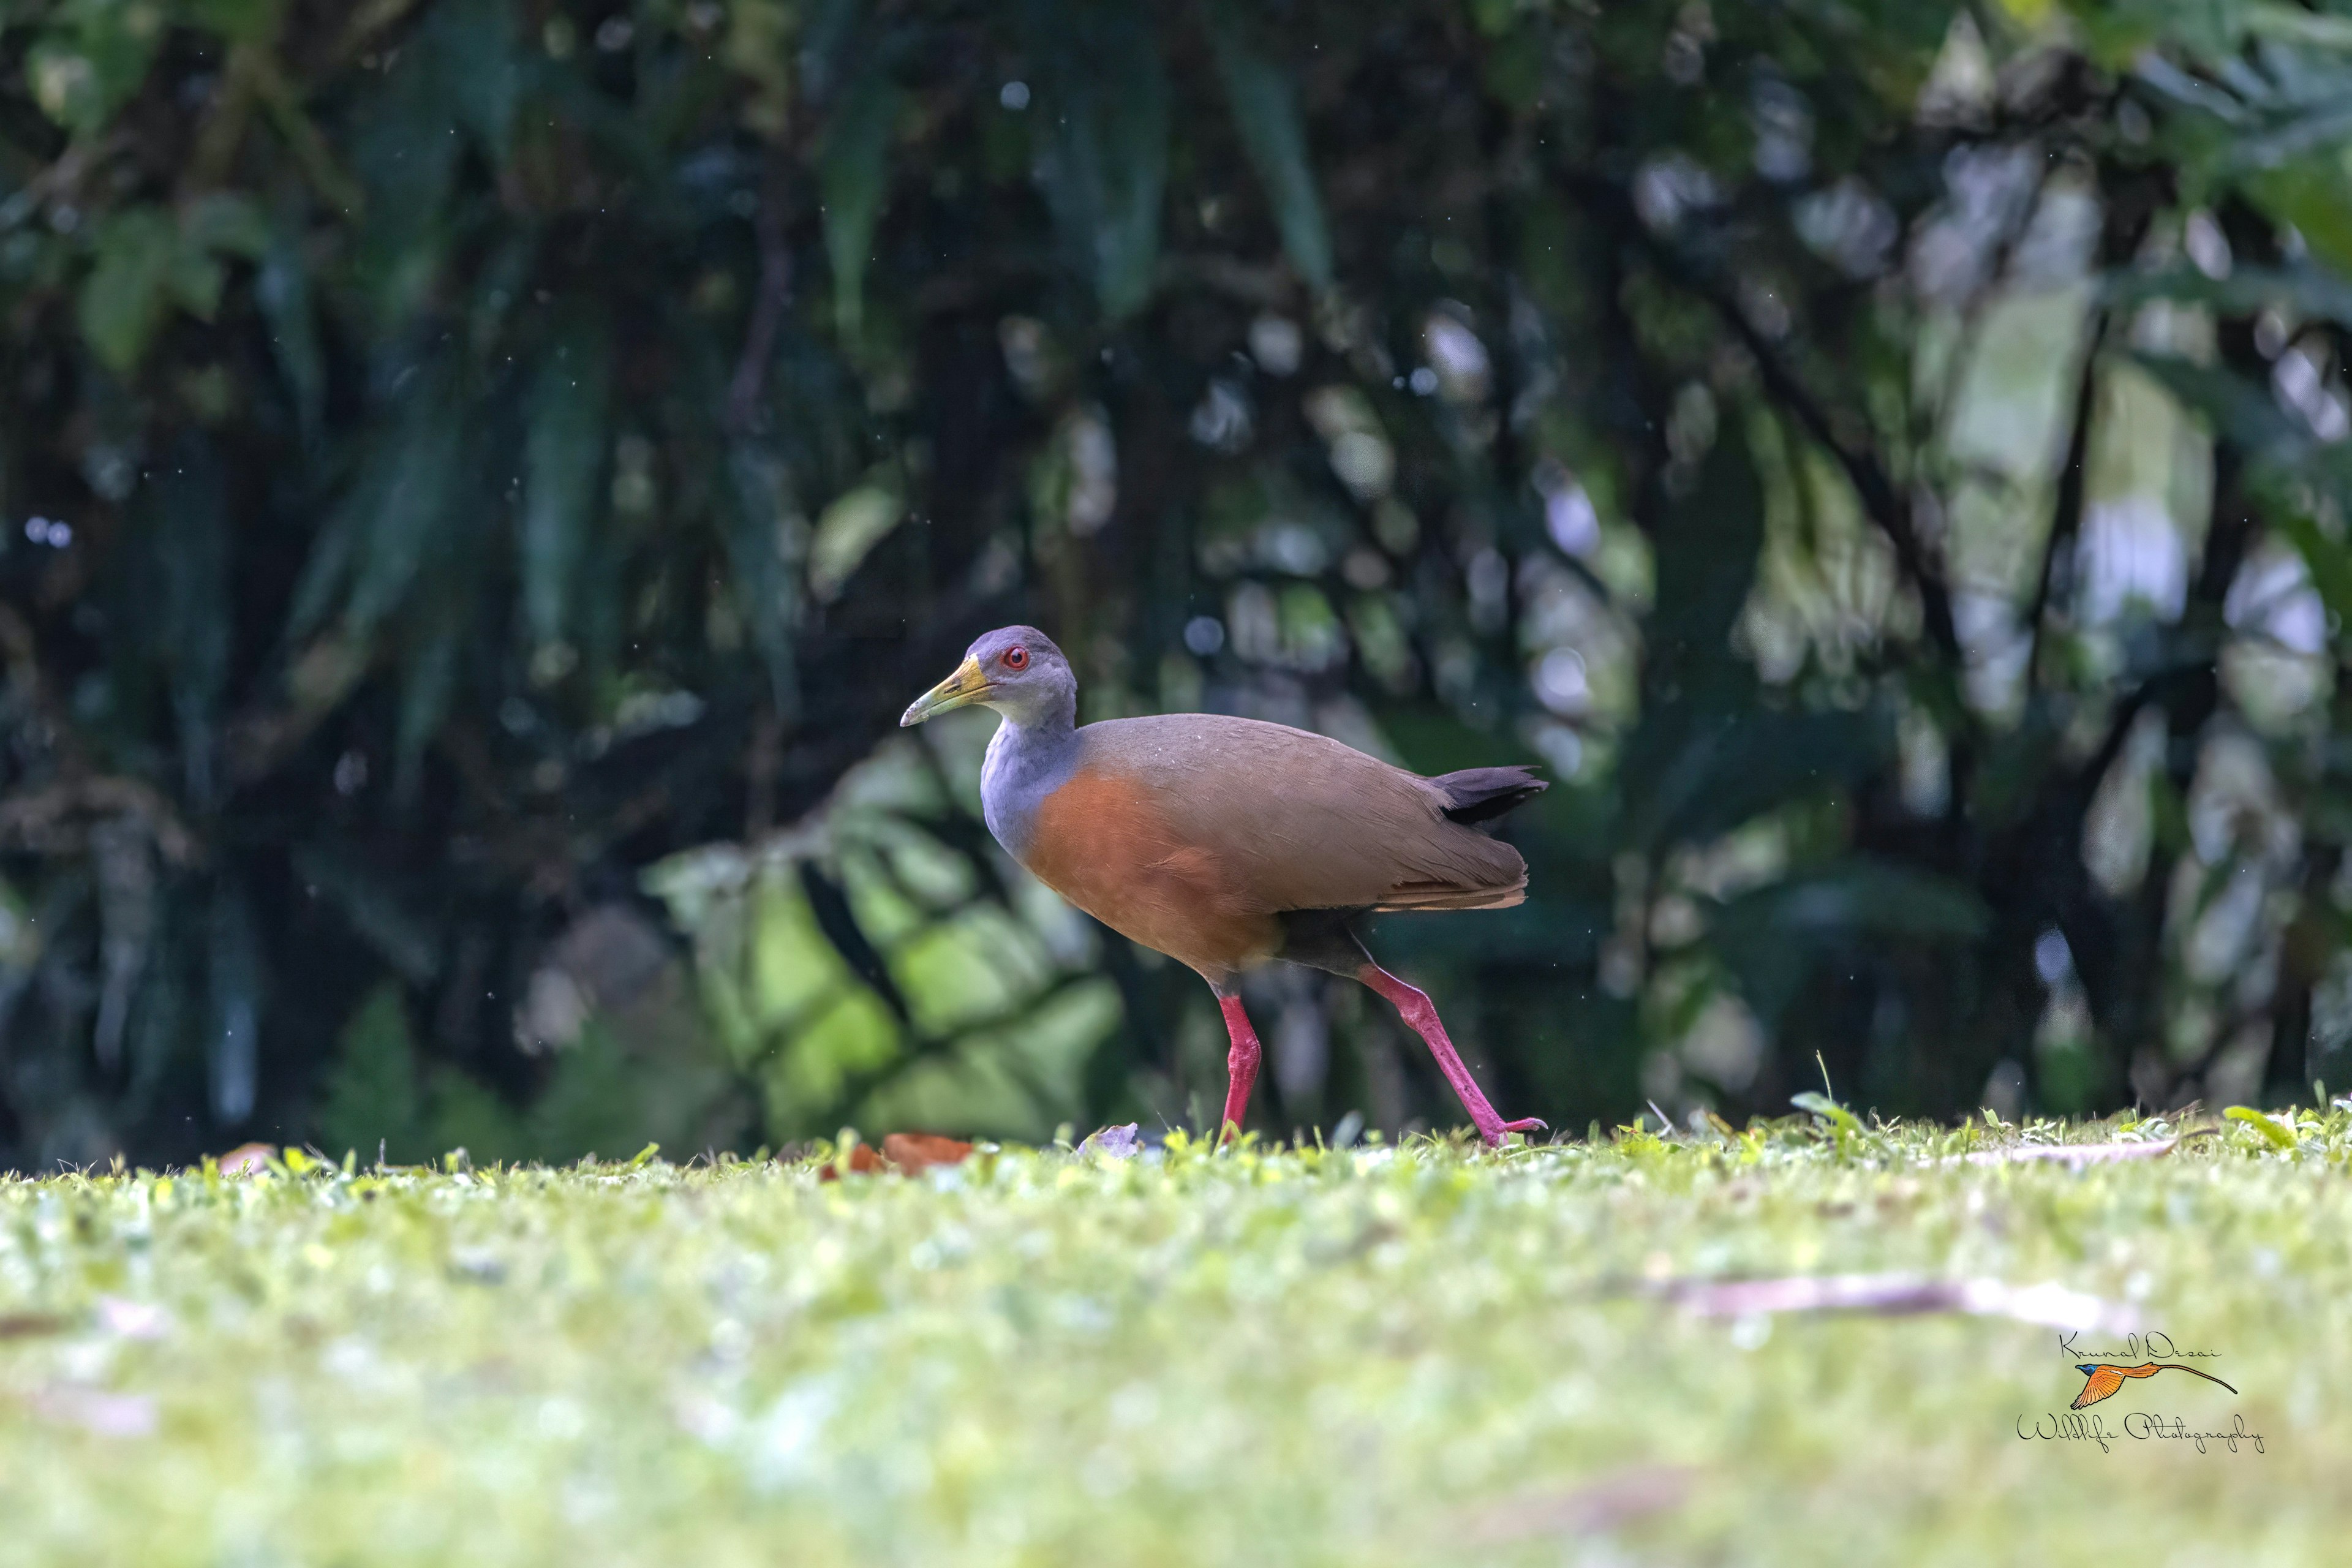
[1020,766,1281,981]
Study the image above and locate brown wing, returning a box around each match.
[1076,715,1529,916]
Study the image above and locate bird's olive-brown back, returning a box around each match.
[1017,714,1526,982]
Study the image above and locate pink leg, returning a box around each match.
[1216,993,1262,1142]
[1357,964,1546,1147]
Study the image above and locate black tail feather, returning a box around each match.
[1431,765,1547,826]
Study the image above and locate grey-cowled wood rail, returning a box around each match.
[901,626,1547,1145]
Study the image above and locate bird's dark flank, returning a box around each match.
[902,627,1548,1145]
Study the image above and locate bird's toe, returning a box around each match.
[1480,1117,1548,1147]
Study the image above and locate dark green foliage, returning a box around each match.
[6,0,2352,1169]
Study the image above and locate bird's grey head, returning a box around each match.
[900,625,1076,730]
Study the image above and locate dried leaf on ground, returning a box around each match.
[816,1133,975,1180]
[880,1133,975,1172]
[0,1313,67,1340]
[1645,1272,2135,1333]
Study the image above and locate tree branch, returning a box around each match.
[2023,311,2110,667]
[727,180,795,435]
[1575,176,1964,671]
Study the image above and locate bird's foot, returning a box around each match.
[1482,1117,1548,1147]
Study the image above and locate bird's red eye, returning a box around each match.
[1003,646,1028,671]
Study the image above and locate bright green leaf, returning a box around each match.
[27,0,168,137]
[1790,1091,1867,1136]
[2225,1105,2297,1148]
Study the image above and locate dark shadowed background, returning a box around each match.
[7,0,2352,1170]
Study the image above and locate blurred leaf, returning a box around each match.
[183,193,270,260]
[206,884,263,1126]
[723,0,798,132]
[317,985,427,1164]
[1609,429,1888,851]
[2225,1104,2297,1147]
[298,365,466,638]
[348,13,468,251]
[2130,349,2352,543]
[291,846,441,984]
[809,482,902,601]
[1713,860,1990,1025]
[2126,352,2305,460]
[134,435,233,805]
[2103,262,2352,330]
[2270,505,2352,633]
[1624,709,1883,853]
[437,0,524,160]
[184,0,285,45]
[2245,160,2352,275]
[1651,428,1764,686]
[1730,862,1991,941]
[1206,5,1332,290]
[89,818,156,1073]
[165,248,227,324]
[0,880,39,974]
[26,0,166,137]
[76,208,176,372]
[821,65,903,340]
[1023,0,1170,317]
[522,318,612,649]
[2218,91,2352,178]
[724,444,804,718]
[255,227,325,437]
[395,605,467,801]
[1790,1090,1866,1136]
[77,199,274,372]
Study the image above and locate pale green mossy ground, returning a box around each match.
[4,1110,2349,1566]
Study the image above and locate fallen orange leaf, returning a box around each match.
[881,1132,974,1172]
[816,1134,974,1180]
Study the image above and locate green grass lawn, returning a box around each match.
[3,1108,2347,1566]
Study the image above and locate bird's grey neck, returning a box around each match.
[980,708,1079,860]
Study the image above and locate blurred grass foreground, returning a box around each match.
[4,1108,2348,1564]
